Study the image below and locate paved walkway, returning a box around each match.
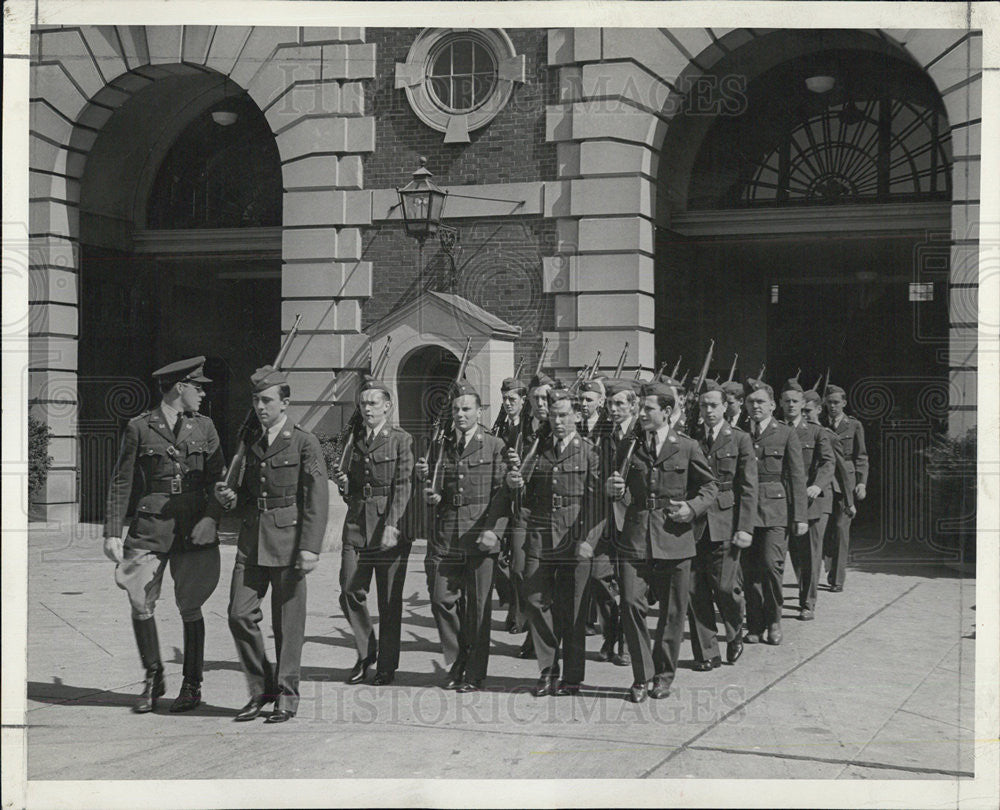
[24,514,975,781]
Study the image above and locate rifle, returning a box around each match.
[613,342,629,378]
[335,337,393,490]
[490,357,526,437]
[809,373,823,393]
[794,368,802,383]
[670,356,682,380]
[822,367,831,397]
[223,314,302,489]
[726,353,739,383]
[568,351,601,397]
[653,361,669,382]
[516,338,549,454]
[685,339,715,435]
[678,369,690,387]
[428,337,474,496]
[757,363,766,383]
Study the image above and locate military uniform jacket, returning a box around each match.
[750,419,808,528]
[824,414,869,487]
[791,419,835,520]
[511,416,548,521]
[431,426,510,557]
[520,433,601,560]
[237,422,329,566]
[104,406,224,553]
[497,416,523,450]
[341,424,414,551]
[697,421,758,543]
[827,426,857,508]
[616,428,718,561]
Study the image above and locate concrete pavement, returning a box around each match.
[24,512,975,782]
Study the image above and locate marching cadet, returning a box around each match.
[216,366,329,724]
[103,357,224,714]
[781,379,835,621]
[688,381,757,670]
[576,378,620,658]
[417,382,510,693]
[506,372,555,660]
[803,389,855,609]
[742,379,808,646]
[721,380,749,431]
[822,385,868,592]
[606,381,717,703]
[506,387,602,697]
[335,379,414,686]
[494,377,528,634]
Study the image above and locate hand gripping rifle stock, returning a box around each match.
[223,314,302,490]
[428,336,473,496]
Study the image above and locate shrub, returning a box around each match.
[28,415,53,502]
[316,431,346,480]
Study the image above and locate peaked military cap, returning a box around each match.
[803,389,822,403]
[720,380,745,398]
[251,365,288,393]
[359,377,392,399]
[578,378,605,396]
[825,384,846,397]
[782,378,804,394]
[746,378,774,398]
[153,356,211,385]
[451,380,479,400]
[529,372,555,391]
[500,377,526,394]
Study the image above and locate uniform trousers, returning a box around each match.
[620,556,692,686]
[688,533,743,661]
[339,543,410,674]
[823,493,853,588]
[588,546,620,649]
[523,554,590,684]
[115,545,220,621]
[505,508,530,629]
[789,513,830,611]
[227,553,308,713]
[744,526,788,634]
[424,551,496,683]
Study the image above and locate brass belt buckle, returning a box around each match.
[170,477,182,495]
[257,497,268,511]
[552,494,564,509]
[363,483,373,499]
[645,496,658,510]
[452,493,464,507]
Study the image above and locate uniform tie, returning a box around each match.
[647,432,657,457]
[260,431,269,452]
[457,434,466,455]
[172,414,183,439]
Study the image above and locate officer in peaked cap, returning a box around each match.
[415,380,510,692]
[335,376,414,687]
[103,356,225,714]
[780,378,835,622]
[821,384,868,593]
[217,364,329,723]
[606,380,717,703]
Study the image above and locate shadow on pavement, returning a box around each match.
[27,679,232,717]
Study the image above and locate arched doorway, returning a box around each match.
[655,32,952,552]
[77,72,281,520]
[396,345,462,455]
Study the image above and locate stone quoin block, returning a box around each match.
[577,293,655,329]
[248,47,322,113]
[602,28,692,87]
[180,25,213,66]
[29,336,79,371]
[34,29,107,98]
[28,64,89,123]
[275,116,375,162]
[29,268,78,307]
[579,141,657,178]
[942,79,983,131]
[145,26,183,67]
[578,216,654,255]
[281,261,373,299]
[569,176,654,218]
[29,303,78,337]
[30,169,81,206]
[203,26,253,76]
[28,370,78,405]
[29,201,79,240]
[229,27,299,89]
[581,62,673,116]
[283,190,371,228]
[282,227,364,262]
[281,299,362,333]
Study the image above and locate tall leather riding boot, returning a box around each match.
[170,618,205,713]
[132,617,165,714]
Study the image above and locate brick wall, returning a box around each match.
[363,29,558,188]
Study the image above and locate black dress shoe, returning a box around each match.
[800,608,815,621]
[726,638,744,664]
[443,659,466,690]
[456,681,481,693]
[626,682,647,703]
[744,631,761,644]
[648,680,671,700]
[585,623,601,637]
[517,638,536,660]
[767,623,782,646]
[372,671,394,686]
[597,645,614,662]
[829,584,843,593]
[532,675,557,697]
[265,709,294,724]
[693,656,722,672]
[133,666,165,714]
[347,656,376,685]
[169,679,202,713]
[556,682,580,696]
[611,651,631,667]
[234,695,273,722]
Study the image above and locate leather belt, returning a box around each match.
[758,475,782,483]
[149,479,202,495]
[444,493,488,508]
[360,484,391,499]
[256,494,296,511]
[644,495,681,510]
[551,493,582,509]
[717,482,733,492]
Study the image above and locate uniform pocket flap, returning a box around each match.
[717,490,735,509]
[764,448,783,457]
[270,455,297,467]
[762,481,785,499]
[272,504,298,528]
[186,440,208,454]
[143,447,167,457]
[465,456,487,466]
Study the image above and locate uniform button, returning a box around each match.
[459,474,464,479]
[262,491,268,496]
[260,476,266,482]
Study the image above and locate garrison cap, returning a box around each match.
[578,378,605,396]
[251,365,288,393]
[358,377,392,399]
[803,389,822,403]
[825,384,846,397]
[702,379,722,393]
[529,372,555,391]
[153,356,211,385]
[659,375,685,394]
[546,387,573,407]
[781,378,804,394]
[720,381,745,398]
[746,378,774,399]
[451,380,479,400]
[500,377,526,394]
[603,378,634,397]
[639,381,675,401]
